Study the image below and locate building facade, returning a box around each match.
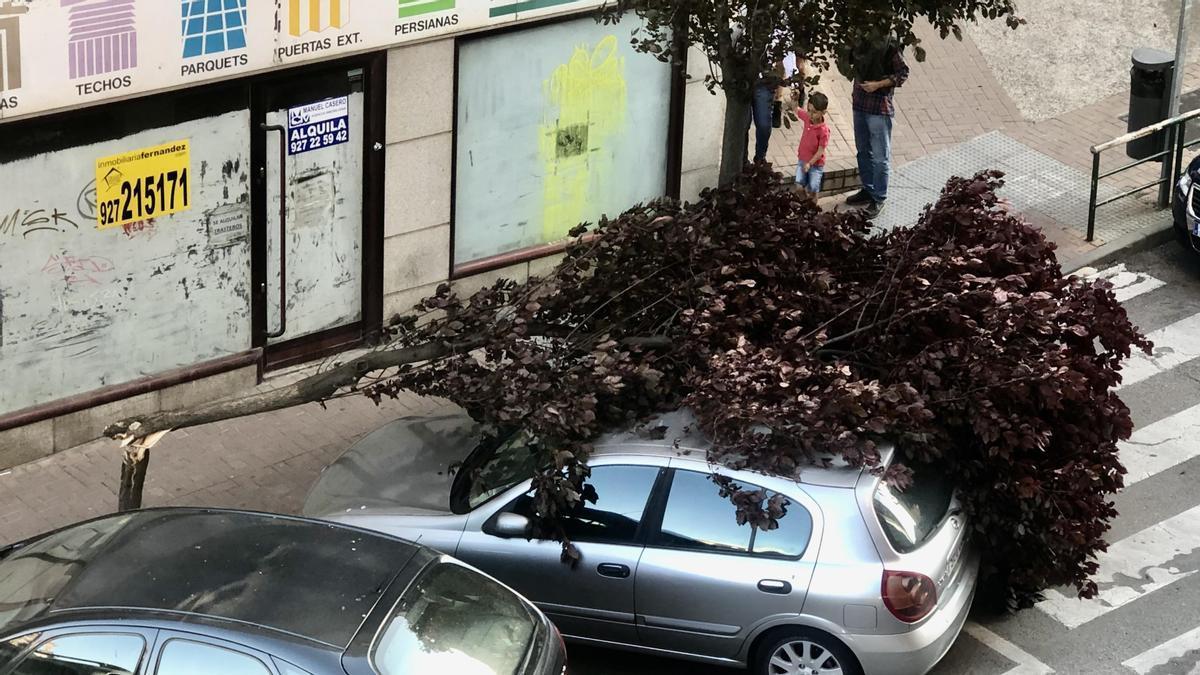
[0,0,724,467]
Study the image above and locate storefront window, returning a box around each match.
[453,16,673,270]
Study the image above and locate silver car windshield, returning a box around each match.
[372,560,538,675]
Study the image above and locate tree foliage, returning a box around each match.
[109,166,1148,607]
[357,166,1147,607]
[599,0,1023,182]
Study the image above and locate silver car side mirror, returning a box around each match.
[491,513,532,539]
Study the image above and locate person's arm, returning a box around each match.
[805,141,827,169]
[862,45,910,93]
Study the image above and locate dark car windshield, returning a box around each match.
[372,561,539,675]
[452,431,541,513]
[873,463,955,553]
[0,514,136,633]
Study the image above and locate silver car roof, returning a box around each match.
[592,409,891,489]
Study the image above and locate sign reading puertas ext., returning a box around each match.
[95,140,192,230]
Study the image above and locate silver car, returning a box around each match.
[304,409,978,675]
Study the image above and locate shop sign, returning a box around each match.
[287,96,350,155]
[94,140,191,230]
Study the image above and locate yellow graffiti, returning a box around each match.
[539,35,628,242]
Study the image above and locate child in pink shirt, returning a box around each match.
[794,92,831,204]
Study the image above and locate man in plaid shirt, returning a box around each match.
[842,36,910,219]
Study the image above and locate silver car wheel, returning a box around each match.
[768,639,844,675]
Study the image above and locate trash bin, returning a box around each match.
[1127,47,1175,160]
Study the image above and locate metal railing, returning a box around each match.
[1087,108,1200,241]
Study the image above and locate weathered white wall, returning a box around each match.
[0,110,253,415]
[453,16,674,265]
[382,35,723,316]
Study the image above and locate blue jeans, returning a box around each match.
[750,83,774,162]
[853,109,893,203]
[795,164,825,193]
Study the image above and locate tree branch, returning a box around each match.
[103,337,488,441]
[103,333,674,443]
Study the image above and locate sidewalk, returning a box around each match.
[770,21,1199,265]
[0,368,454,544]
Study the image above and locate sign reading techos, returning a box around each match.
[95,140,192,230]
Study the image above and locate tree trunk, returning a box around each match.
[719,88,752,186]
[118,448,149,512]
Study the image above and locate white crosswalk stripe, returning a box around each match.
[1116,311,1200,390]
[1036,504,1200,629]
[1079,265,1198,392]
[962,622,1054,674]
[1119,401,1200,487]
[1084,264,1167,303]
[1122,625,1200,674]
[972,264,1200,672]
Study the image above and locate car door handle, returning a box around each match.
[597,563,631,579]
[758,579,792,594]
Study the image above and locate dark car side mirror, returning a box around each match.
[488,513,532,539]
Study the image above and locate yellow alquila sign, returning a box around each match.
[95,140,191,230]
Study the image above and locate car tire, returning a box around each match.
[752,627,863,675]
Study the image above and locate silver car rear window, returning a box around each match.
[873,464,954,553]
[373,561,538,675]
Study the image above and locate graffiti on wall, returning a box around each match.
[0,109,254,416]
[538,34,627,242]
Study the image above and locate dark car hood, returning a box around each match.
[303,412,481,517]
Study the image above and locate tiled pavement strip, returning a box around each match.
[3,21,1200,544]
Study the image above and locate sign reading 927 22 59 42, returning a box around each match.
[95,140,192,230]
[287,96,350,156]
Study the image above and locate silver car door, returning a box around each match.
[634,466,821,660]
[454,460,665,645]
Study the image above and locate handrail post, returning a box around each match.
[1159,123,1176,209]
[1173,116,1187,196]
[1088,150,1100,242]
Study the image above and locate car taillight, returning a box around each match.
[881,570,937,623]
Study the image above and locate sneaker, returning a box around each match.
[844,189,872,206]
[863,200,886,220]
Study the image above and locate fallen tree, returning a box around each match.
[108,165,1148,607]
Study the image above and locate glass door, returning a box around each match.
[252,61,374,368]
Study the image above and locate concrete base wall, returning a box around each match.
[0,365,258,470]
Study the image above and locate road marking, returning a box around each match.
[1118,312,1200,390]
[1036,504,1200,629]
[1120,402,1200,487]
[962,622,1054,674]
[1121,624,1200,674]
[1085,264,1167,303]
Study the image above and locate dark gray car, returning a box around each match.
[0,508,566,675]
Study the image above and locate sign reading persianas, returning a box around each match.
[95,140,191,229]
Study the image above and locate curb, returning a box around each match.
[1062,225,1176,274]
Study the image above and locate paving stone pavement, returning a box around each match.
[0,380,454,545]
[767,20,1200,262]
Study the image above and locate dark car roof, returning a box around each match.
[0,508,419,647]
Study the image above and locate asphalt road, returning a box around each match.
[568,241,1200,675]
